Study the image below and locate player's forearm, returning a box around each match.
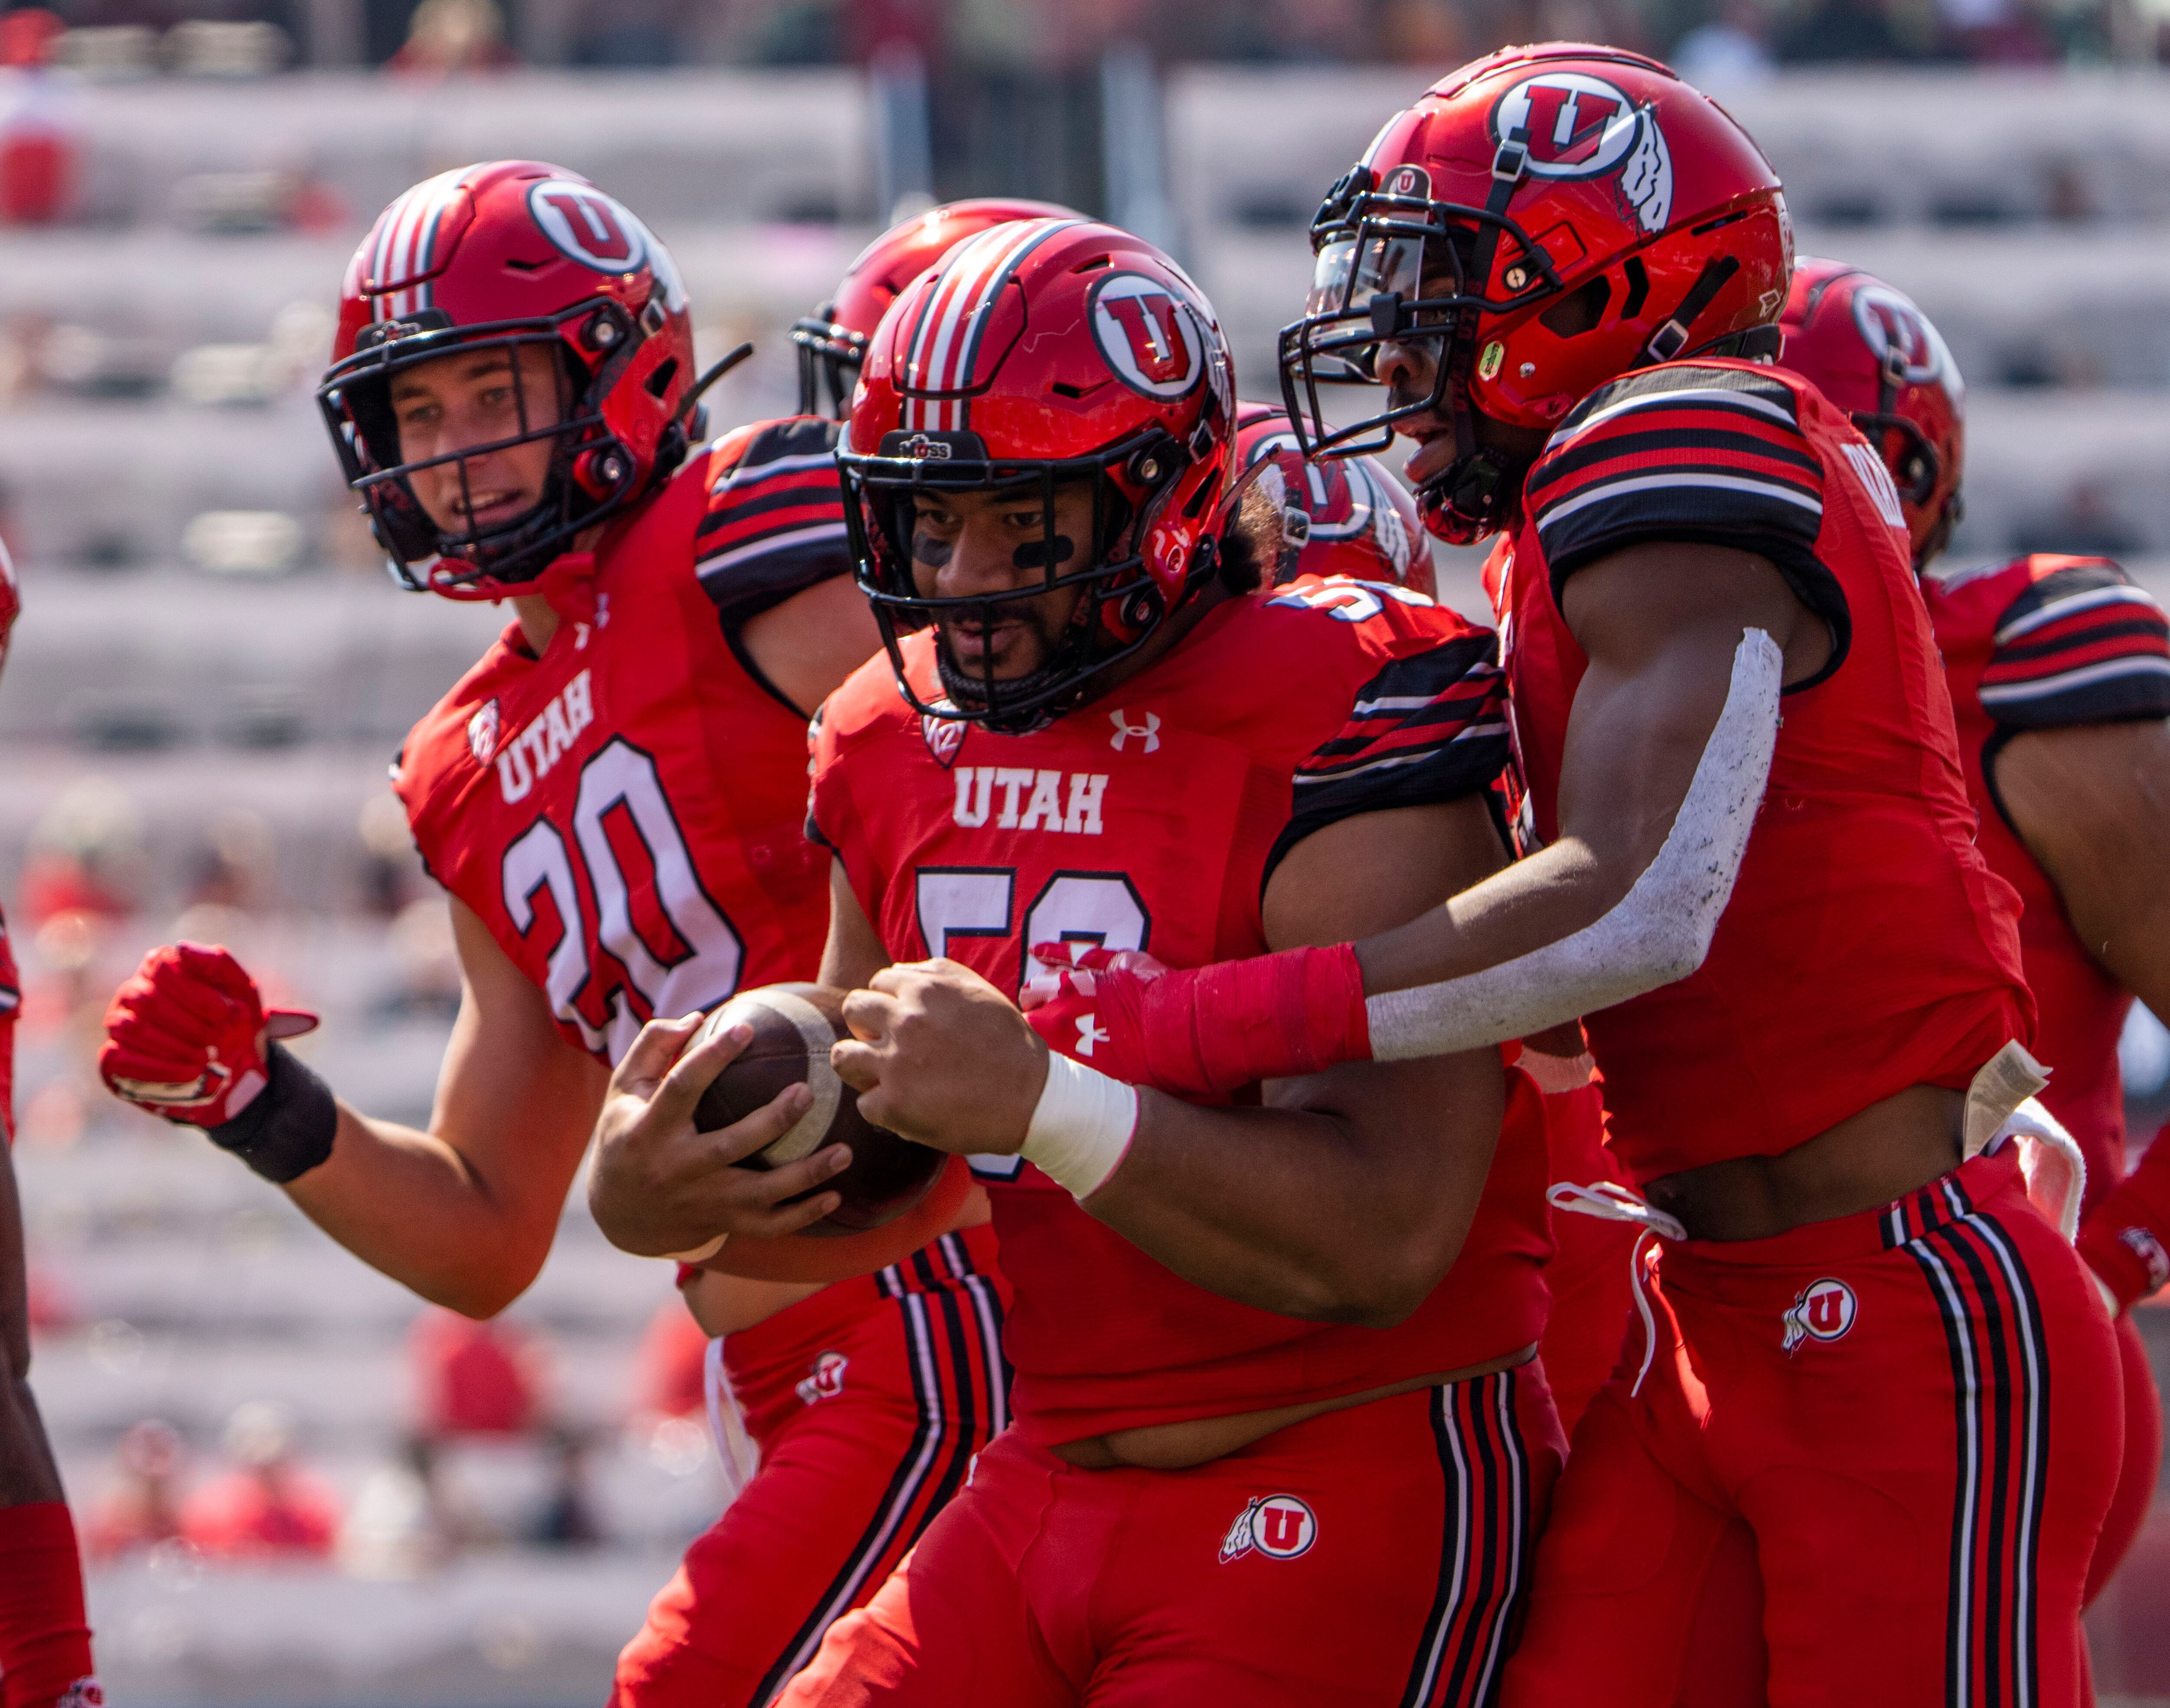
[283,1106,555,1316]
[1082,1062,1503,1327]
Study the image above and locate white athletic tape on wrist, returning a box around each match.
[1367,629,1783,1062]
[1021,1051,1140,1200]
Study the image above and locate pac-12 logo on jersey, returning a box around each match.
[467,699,500,765]
[1220,1494,1318,1563]
[922,704,968,768]
[1781,1277,1858,1353]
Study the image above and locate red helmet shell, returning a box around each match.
[842,218,1237,726]
[1235,402,1433,596]
[853,217,1234,605]
[1780,257,1964,565]
[322,160,695,597]
[0,534,19,678]
[1364,46,1789,432]
[796,197,1081,418]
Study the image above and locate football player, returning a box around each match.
[625,211,1564,1706]
[904,48,2121,1705]
[1782,257,2170,1604]
[0,545,101,1708]
[93,165,1009,1708]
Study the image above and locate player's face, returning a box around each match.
[390,343,564,536]
[1374,263,1461,490]
[910,482,1097,681]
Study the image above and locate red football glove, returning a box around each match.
[1019,940,1371,1100]
[99,943,319,1129]
[2077,1121,2170,1314]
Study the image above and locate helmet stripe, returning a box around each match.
[913,225,1013,430]
[906,218,1085,431]
[948,219,1081,429]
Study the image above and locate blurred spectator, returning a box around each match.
[18,780,145,928]
[529,1426,602,1548]
[1674,0,1777,79]
[1775,0,1908,59]
[184,806,277,916]
[1379,0,1469,60]
[410,1306,543,1439]
[2013,477,2147,558]
[572,0,688,65]
[383,896,461,1019]
[338,1436,465,1578]
[388,0,516,73]
[0,8,76,224]
[1936,0,2058,58]
[357,794,421,920]
[178,1401,342,1560]
[85,1418,187,1561]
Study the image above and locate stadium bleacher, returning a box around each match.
[4,56,2169,1705]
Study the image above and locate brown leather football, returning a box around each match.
[689,982,943,1235]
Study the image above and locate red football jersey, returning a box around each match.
[395,419,850,1063]
[1494,359,2030,1181]
[1923,553,2170,1199]
[811,583,1552,1446]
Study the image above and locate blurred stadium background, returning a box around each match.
[1,1,2169,1703]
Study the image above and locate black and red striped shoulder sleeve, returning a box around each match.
[1523,363,1827,603]
[1981,557,2170,730]
[694,416,852,627]
[1272,627,1508,872]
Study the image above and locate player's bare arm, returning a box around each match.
[1352,539,1825,995]
[838,793,1512,1327]
[1996,717,2170,1020]
[739,573,884,717]
[0,1141,62,1508]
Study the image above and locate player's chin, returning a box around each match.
[939,622,1049,684]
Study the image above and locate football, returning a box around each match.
[689,983,944,1236]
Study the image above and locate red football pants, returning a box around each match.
[1505,1149,2121,1708]
[1533,1074,1637,1440]
[2087,1310,2160,1603]
[776,1364,1565,1708]
[612,1227,1009,1708]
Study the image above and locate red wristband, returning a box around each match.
[1180,943,1371,1094]
[0,1502,96,1708]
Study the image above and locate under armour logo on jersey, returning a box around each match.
[796,1351,848,1406]
[1109,710,1161,754]
[1074,1014,1110,1058]
[1220,1494,1318,1563]
[1781,1277,1858,1354]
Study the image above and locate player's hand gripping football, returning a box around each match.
[1019,940,1374,1100]
[100,943,320,1127]
[588,1012,852,1258]
[832,960,1047,1155]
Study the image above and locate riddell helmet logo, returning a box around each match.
[1782,1277,1858,1353]
[1220,1494,1318,1563]
[1491,72,1673,233]
[1091,273,1208,401]
[527,180,645,273]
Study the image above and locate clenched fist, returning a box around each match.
[100,943,319,1128]
[831,960,1046,1155]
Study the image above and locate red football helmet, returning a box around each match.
[842,217,1236,729]
[1780,257,1964,568]
[317,160,697,599]
[1234,401,1433,596]
[794,197,1082,419]
[1279,43,1792,543]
